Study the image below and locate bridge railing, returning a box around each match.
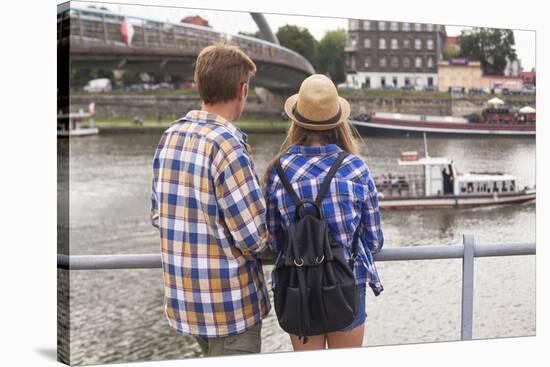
[57,234,535,341]
[59,7,315,74]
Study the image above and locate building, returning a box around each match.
[438,58,482,92]
[181,15,211,28]
[444,36,461,56]
[481,75,523,93]
[344,19,446,89]
[522,70,536,85]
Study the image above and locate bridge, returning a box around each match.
[57,6,315,92]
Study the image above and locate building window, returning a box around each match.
[349,35,357,48]
[350,55,356,70]
[426,23,434,32]
[415,38,422,50]
[379,56,387,68]
[392,76,398,86]
[378,21,386,31]
[391,56,399,68]
[381,76,386,87]
[379,38,387,49]
[415,56,423,68]
[349,19,359,30]
[364,77,371,88]
[403,56,411,68]
[362,20,371,30]
[427,56,434,68]
[364,56,371,68]
[402,22,410,31]
[364,38,371,48]
[415,23,422,31]
[403,38,411,48]
[405,76,411,85]
[390,22,399,31]
[427,39,434,50]
[391,38,398,49]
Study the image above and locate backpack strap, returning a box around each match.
[275,158,301,206]
[314,151,348,207]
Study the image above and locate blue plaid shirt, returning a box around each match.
[150,110,270,338]
[265,144,384,296]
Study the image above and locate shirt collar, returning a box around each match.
[288,144,342,156]
[183,110,248,145]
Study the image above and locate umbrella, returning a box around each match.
[487,97,505,105]
[519,106,536,114]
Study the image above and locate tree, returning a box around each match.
[459,28,517,75]
[443,44,460,59]
[315,30,346,84]
[276,25,318,64]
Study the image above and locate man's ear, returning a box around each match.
[240,82,248,100]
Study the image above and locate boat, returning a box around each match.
[57,110,99,137]
[376,137,535,209]
[350,99,536,137]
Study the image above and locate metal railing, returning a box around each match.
[58,7,315,75]
[57,234,535,341]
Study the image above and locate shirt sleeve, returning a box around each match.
[213,146,268,259]
[150,137,165,229]
[265,168,283,253]
[362,172,384,254]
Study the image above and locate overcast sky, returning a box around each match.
[74,1,536,70]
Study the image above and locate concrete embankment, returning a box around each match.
[71,93,536,120]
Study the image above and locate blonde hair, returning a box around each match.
[194,42,256,104]
[263,120,364,184]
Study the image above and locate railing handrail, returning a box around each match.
[57,242,535,270]
[57,235,535,341]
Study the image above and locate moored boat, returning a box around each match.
[351,99,536,136]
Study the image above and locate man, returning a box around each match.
[150,43,270,357]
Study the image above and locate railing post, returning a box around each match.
[461,233,475,340]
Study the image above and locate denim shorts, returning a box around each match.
[339,282,367,332]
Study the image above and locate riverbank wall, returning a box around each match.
[71,93,536,119]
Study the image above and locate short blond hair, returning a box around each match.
[194,43,256,104]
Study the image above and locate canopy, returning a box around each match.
[487,97,505,105]
[519,106,536,114]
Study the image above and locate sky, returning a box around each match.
[74,1,536,70]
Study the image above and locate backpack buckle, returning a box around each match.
[314,255,325,264]
[294,258,305,267]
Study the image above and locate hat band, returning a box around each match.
[292,103,342,125]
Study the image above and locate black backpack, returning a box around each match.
[273,151,359,343]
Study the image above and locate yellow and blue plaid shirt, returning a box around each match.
[150,110,271,337]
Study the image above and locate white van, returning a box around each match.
[83,78,112,93]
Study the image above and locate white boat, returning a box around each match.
[57,110,99,137]
[376,143,535,209]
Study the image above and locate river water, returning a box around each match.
[63,129,536,365]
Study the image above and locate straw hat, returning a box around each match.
[284,74,351,131]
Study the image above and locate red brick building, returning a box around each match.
[181,15,211,28]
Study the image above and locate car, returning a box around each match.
[423,85,437,92]
[83,78,112,93]
[522,84,536,95]
[449,86,464,94]
[468,87,486,95]
[126,84,145,92]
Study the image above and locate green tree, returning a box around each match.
[276,25,318,64]
[459,28,517,75]
[315,29,346,84]
[443,44,460,59]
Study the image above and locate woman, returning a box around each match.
[264,74,384,350]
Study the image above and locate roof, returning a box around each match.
[399,156,452,166]
[458,173,515,182]
[446,36,461,45]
